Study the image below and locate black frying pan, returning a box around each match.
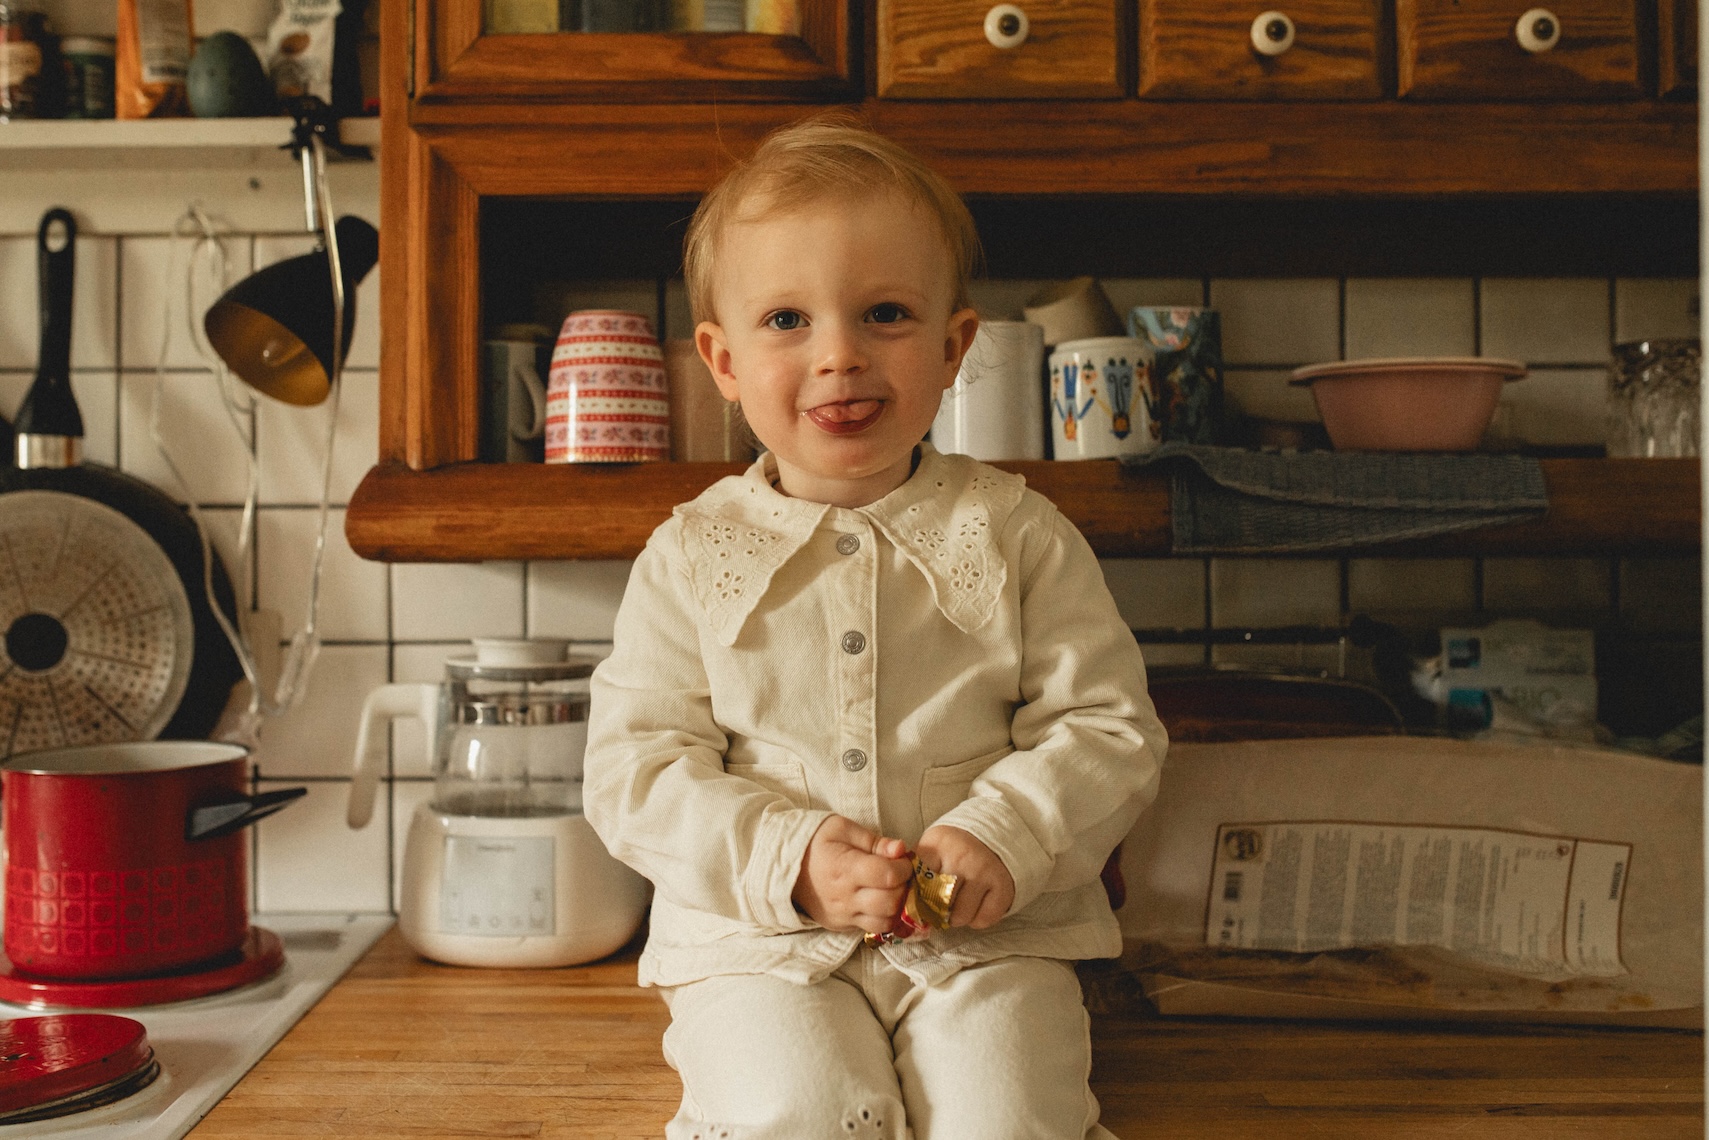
[0,208,242,754]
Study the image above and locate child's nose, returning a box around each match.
[814,322,867,375]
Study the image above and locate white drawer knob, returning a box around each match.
[1516,7,1560,53]
[984,3,1028,49]
[1250,11,1296,56]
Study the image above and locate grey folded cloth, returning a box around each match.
[1124,443,1548,554]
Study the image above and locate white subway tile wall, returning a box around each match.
[1480,277,1611,364]
[1614,278,1700,344]
[1210,278,1341,365]
[0,188,1695,916]
[390,561,527,641]
[1343,278,1477,360]
[0,233,119,370]
[255,368,381,504]
[1222,367,1320,424]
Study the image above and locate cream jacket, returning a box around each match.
[584,445,1166,989]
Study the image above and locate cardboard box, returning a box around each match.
[1117,736,1702,1027]
[1439,619,1596,730]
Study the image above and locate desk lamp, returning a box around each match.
[200,96,378,739]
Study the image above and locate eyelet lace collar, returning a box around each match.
[675,445,1027,646]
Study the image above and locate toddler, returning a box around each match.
[584,113,1166,1140]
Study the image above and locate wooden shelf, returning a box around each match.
[344,457,1702,563]
[0,116,379,170]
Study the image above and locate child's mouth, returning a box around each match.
[805,399,884,435]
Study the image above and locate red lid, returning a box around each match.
[0,1014,152,1114]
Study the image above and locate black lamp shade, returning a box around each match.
[204,216,379,406]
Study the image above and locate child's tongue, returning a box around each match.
[807,399,883,431]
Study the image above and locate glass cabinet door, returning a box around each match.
[420,0,848,99]
[487,0,799,33]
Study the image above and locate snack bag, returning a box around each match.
[116,0,193,118]
[266,0,339,103]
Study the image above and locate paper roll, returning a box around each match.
[931,321,1047,461]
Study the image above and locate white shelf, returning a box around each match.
[0,116,379,169]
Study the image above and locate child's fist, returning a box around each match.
[792,815,912,935]
[915,825,1015,930]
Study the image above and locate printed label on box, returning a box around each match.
[1204,821,1629,977]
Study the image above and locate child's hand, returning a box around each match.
[792,815,913,936]
[916,825,1015,930]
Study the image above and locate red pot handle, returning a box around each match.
[186,787,307,842]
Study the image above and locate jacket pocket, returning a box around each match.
[919,745,1012,828]
[725,760,810,808]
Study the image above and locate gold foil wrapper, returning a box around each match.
[866,858,960,947]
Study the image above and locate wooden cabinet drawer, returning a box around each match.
[876,0,1123,99]
[1397,0,1642,100]
[1138,1,1384,100]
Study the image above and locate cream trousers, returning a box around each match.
[658,950,1118,1140]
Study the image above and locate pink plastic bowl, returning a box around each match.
[1289,357,1527,451]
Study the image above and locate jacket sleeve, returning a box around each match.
[929,505,1167,915]
[583,524,830,933]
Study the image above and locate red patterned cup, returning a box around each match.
[546,310,671,463]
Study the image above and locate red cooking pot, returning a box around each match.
[1,742,304,980]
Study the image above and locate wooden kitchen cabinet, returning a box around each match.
[875,0,1124,99]
[351,0,1699,563]
[1137,0,1385,100]
[1396,0,1643,100]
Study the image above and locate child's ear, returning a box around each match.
[696,321,741,403]
[943,307,979,387]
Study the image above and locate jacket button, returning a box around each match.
[840,630,866,655]
[836,534,860,555]
[841,749,867,772]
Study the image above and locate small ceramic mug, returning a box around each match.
[480,337,549,463]
[1126,306,1225,444]
[1048,336,1159,460]
[546,310,671,463]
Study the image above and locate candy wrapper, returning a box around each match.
[865,858,960,947]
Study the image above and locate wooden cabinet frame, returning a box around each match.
[367,0,1700,561]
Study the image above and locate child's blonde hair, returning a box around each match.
[684,113,982,324]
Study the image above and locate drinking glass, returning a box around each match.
[1607,339,1700,458]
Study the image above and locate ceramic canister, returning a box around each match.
[1048,336,1160,460]
[932,320,1047,461]
[546,310,671,463]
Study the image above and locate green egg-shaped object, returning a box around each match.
[187,32,277,118]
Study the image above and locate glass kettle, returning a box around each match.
[348,638,597,828]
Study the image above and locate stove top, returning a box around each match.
[0,913,392,1140]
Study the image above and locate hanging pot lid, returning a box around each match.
[0,491,194,756]
[0,1014,158,1124]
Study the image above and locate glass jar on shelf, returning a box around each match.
[1607,339,1701,458]
[0,1,57,120]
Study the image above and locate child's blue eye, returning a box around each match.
[868,303,907,324]
[766,311,804,331]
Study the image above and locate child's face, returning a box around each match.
[695,192,978,508]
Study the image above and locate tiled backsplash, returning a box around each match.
[0,170,1698,916]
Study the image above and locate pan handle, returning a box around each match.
[186,787,308,842]
[15,208,84,442]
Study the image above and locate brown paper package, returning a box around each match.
[665,339,759,463]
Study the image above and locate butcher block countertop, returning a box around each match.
[191,928,1704,1139]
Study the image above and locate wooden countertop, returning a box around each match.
[190,928,1703,1138]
